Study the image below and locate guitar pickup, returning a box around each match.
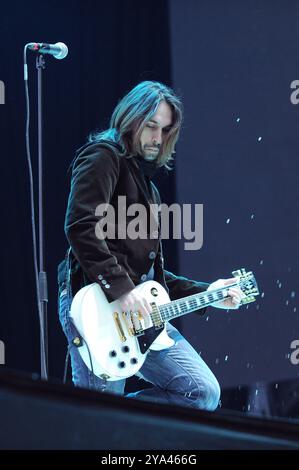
[130,311,144,336]
[150,302,163,329]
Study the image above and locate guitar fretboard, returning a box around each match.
[157,284,237,321]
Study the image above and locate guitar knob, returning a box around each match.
[130,358,138,365]
[118,361,126,368]
[109,350,117,357]
[122,346,130,353]
[151,287,158,297]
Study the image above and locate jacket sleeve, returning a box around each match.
[65,143,135,302]
[163,270,209,316]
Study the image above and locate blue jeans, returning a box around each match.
[58,275,221,411]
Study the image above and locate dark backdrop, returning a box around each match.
[170,0,299,388]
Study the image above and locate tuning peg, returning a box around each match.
[232,269,241,277]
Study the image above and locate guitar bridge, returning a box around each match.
[113,312,126,342]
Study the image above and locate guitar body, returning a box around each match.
[69,267,259,382]
[70,280,174,381]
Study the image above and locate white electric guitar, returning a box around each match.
[70,268,259,381]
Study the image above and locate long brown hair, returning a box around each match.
[89,81,183,169]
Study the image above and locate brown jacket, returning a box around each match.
[61,140,208,315]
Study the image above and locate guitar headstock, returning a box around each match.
[232,268,260,304]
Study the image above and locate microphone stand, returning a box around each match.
[36,53,48,380]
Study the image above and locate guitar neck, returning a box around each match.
[157,283,238,322]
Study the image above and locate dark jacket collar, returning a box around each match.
[132,154,160,180]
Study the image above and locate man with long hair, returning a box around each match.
[58,81,243,411]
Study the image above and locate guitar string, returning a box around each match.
[138,277,256,327]
[151,278,256,323]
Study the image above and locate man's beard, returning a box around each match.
[142,145,160,161]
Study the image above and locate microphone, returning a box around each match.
[27,42,68,60]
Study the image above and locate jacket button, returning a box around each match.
[101,279,107,285]
[98,274,103,280]
[105,284,110,289]
[149,251,156,260]
[140,274,147,281]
